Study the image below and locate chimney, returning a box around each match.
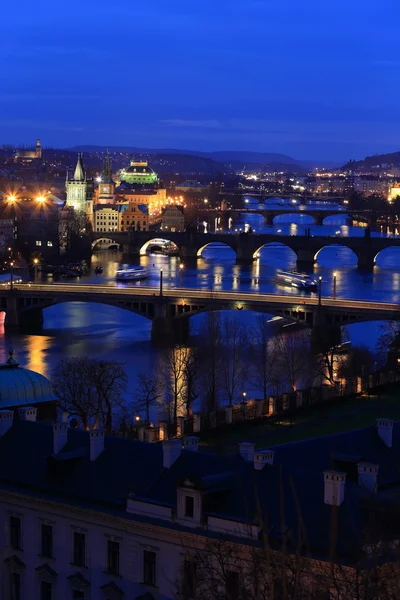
[357,462,379,494]
[18,407,37,422]
[53,422,68,454]
[254,449,275,470]
[163,439,182,468]
[90,429,105,461]
[0,410,14,437]
[376,418,394,448]
[183,436,199,452]
[324,470,346,506]
[239,442,255,462]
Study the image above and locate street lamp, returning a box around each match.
[36,196,46,203]
[10,261,14,291]
[318,276,322,305]
[7,195,16,203]
[333,272,337,299]
[159,268,163,297]
[34,258,39,282]
[179,263,183,289]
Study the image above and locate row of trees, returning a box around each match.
[53,312,387,430]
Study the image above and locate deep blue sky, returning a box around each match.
[1,0,399,161]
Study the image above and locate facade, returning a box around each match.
[118,203,149,232]
[66,154,94,213]
[389,181,400,201]
[353,175,389,196]
[93,205,119,233]
[160,205,185,232]
[119,161,159,186]
[1,417,400,599]
[14,139,42,163]
[176,180,208,193]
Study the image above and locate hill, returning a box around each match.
[343,151,400,172]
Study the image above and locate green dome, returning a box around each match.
[120,161,159,185]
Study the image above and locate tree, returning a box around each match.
[248,315,277,402]
[312,325,348,385]
[132,373,163,423]
[160,347,187,424]
[221,316,247,407]
[274,329,314,392]
[52,357,127,432]
[181,346,201,416]
[199,311,223,412]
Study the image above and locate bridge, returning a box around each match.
[2,283,400,339]
[92,230,400,270]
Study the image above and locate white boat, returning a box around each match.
[275,270,317,291]
[115,267,148,282]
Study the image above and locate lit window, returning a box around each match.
[47,241,53,247]
[36,241,42,247]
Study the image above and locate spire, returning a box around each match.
[73,153,85,181]
[101,151,113,183]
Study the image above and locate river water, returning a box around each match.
[1,197,399,400]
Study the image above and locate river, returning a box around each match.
[1,197,399,402]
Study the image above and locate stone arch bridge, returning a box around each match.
[92,231,400,270]
[2,284,400,340]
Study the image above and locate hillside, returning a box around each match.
[343,151,400,171]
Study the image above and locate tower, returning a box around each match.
[35,138,42,159]
[98,152,115,204]
[66,153,93,213]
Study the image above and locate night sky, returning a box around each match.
[1,0,398,160]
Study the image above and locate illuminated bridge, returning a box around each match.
[2,284,400,339]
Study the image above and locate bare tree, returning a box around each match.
[248,315,277,402]
[220,315,247,407]
[199,311,222,412]
[274,329,314,392]
[181,346,201,416]
[52,357,127,432]
[160,347,187,424]
[132,373,163,423]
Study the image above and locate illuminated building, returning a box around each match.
[93,205,118,233]
[13,138,42,163]
[97,153,116,204]
[119,161,159,185]
[389,181,400,202]
[118,203,149,232]
[65,154,94,213]
[116,159,167,222]
[161,205,185,232]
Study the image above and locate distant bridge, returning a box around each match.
[2,284,400,339]
[91,230,400,270]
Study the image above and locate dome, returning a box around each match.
[0,352,55,408]
[120,160,159,185]
[124,165,154,175]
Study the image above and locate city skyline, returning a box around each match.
[2,0,399,161]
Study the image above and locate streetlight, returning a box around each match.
[7,195,16,203]
[179,263,183,289]
[318,276,322,305]
[10,261,14,291]
[36,196,46,203]
[333,272,337,299]
[34,258,39,282]
[159,268,163,297]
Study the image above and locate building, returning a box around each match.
[118,203,149,232]
[1,417,400,599]
[13,139,42,163]
[389,181,400,202]
[93,204,119,233]
[66,154,94,213]
[119,161,159,185]
[160,205,185,232]
[97,153,116,205]
[176,180,208,193]
[116,160,167,223]
[0,349,56,420]
[353,175,389,196]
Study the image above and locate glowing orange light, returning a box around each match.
[36,196,46,203]
[7,195,16,203]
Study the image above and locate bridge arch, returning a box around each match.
[253,242,297,264]
[197,242,236,259]
[18,299,155,321]
[321,214,351,226]
[92,237,121,250]
[272,213,315,225]
[374,246,400,268]
[139,238,180,256]
[314,244,358,266]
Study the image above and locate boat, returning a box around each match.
[275,270,318,291]
[95,266,103,274]
[115,267,148,282]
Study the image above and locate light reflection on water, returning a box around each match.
[1,207,400,392]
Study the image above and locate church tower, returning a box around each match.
[98,152,116,204]
[66,153,93,213]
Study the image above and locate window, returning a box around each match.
[10,573,21,600]
[40,581,52,600]
[185,496,194,518]
[225,571,240,600]
[36,240,42,246]
[10,516,21,549]
[73,532,86,567]
[47,241,53,247]
[107,540,120,575]
[182,560,196,599]
[143,550,156,586]
[41,524,53,558]
[73,591,85,599]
